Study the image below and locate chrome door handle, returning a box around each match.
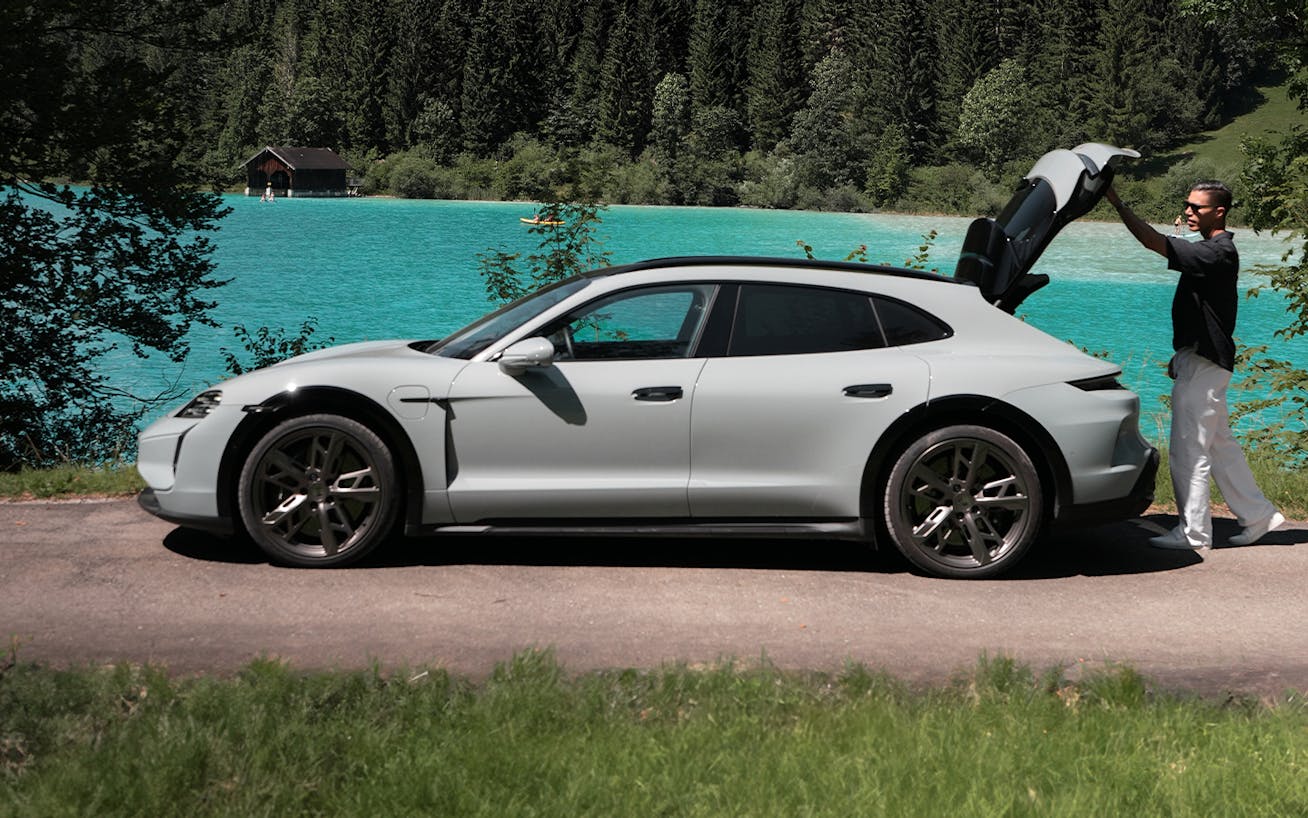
[633,386,683,402]
[843,384,893,398]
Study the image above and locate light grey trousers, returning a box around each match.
[1170,347,1277,546]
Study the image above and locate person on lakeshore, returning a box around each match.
[1105,181,1285,550]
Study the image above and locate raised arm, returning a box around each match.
[1105,186,1168,257]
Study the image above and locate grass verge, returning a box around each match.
[0,465,144,500]
[1151,446,1308,520]
[1,650,1305,817]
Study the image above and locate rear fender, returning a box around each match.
[859,396,1072,542]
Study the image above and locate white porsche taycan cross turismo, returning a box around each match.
[138,143,1158,578]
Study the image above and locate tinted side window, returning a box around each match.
[543,284,716,360]
[730,284,884,356]
[872,297,951,346]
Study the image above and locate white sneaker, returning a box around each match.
[1149,527,1208,551]
[1228,511,1286,546]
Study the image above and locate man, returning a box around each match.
[1105,181,1284,550]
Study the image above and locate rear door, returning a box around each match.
[688,282,938,519]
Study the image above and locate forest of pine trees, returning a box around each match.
[172,0,1272,210]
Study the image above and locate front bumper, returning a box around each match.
[138,488,234,536]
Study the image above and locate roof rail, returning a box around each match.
[584,255,954,283]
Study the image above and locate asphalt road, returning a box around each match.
[2,498,1306,699]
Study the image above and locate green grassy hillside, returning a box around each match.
[1112,79,1303,223]
[1167,81,1303,180]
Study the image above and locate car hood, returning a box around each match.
[210,338,468,406]
[955,142,1139,313]
[268,339,413,365]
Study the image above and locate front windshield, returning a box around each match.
[426,277,592,359]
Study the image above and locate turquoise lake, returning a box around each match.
[111,194,1306,436]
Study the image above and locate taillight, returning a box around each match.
[1068,374,1123,391]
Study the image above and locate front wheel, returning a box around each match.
[238,414,399,567]
[883,425,1043,579]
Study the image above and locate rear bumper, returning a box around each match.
[1055,446,1159,528]
[138,488,234,536]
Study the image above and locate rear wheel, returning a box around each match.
[883,425,1042,579]
[238,414,399,567]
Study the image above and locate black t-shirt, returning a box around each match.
[1165,231,1238,371]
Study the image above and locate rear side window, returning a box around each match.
[727,283,950,356]
[872,297,951,346]
[730,284,882,356]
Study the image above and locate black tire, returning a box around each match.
[238,414,399,567]
[883,424,1043,579]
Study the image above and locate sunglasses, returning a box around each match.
[1182,201,1219,213]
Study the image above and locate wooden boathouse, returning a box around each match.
[242,146,351,197]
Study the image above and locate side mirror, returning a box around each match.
[497,337,555,374]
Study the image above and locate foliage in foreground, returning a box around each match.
[1,0,229,470]
[219,317,335,377]
[477,199,612,306]
[1,651,1305,817]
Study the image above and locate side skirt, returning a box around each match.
[407,518,868,541]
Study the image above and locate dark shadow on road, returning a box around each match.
[1009,515,1202,579]
[160,513,1303,577]
[163,528,266,564]
[369,534,904,573]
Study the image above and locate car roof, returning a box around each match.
[583,255,966,286]
[558,254,994,332]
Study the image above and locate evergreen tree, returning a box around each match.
[932,0,999,147]
[865,0,937,162]
[688,0,734,111]
[789,51,867,190]
[211,44,275,170]
[287,73,346,147]
[1023,0,1102,150]
[799,0,853,70]
[257,0,303,143]
[1087,0,1156,148]
[651,72,692,200]
[342,0,394,152]
[461,0,546,154]
[384,0,447,149]
[865,122,912,206]
[652,72,692,163]
[745,0,805,150]
[565,0,611,142]
[597,1,655,154]
[646,0,696,77]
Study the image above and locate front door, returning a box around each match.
[444,283,716,521]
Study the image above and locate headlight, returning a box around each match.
[176,390,222,418]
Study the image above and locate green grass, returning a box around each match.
[0,465,144,499]
[1150,445,1308,519]
[1106,78,1305,223]
[1,651,1305,817]
[1169,82,1304,182]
